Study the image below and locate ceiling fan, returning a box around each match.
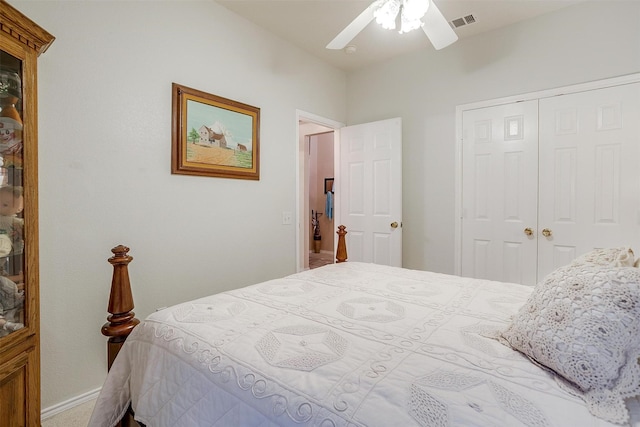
[326,0,458,51]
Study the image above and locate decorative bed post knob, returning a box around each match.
[336,225,348,263]
[102,245,140,370]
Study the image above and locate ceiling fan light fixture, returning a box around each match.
[373,0,400,30]
[400,0,429,33]
[326,0,456,51]
[399,17,422,34]
[373,0,430,34]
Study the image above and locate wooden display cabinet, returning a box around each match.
[0,2,54,425]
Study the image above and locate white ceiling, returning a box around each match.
[217,0,585,71]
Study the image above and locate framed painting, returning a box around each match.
[171,83,260,180]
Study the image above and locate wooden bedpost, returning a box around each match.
[336,225,348,263]
[101,245,140,370]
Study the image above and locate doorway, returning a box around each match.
[308,131,335,269]
[296,113,403,270]
[296,111,344,272]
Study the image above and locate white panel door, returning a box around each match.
[461,101,539,285]
[537,82,640,278]
[339,118,402,266]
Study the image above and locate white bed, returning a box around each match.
[89,260,640,427]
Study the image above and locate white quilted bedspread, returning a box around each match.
[89,262,640,427]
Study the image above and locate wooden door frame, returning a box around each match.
[454,72,640,276]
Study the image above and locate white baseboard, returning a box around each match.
[41,387,101,420]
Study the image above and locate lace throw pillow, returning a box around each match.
[571,247,635,268]
[501,264,640,424]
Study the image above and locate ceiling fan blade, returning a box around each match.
[326,5,376,50]
[422,0,458,50]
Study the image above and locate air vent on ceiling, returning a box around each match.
[450,14,476,29]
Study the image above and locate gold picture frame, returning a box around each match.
[171,83,260,180]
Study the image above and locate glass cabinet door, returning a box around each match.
[0,50,25,337]
[0,5,51,424]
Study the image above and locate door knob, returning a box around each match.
[391,221,399,229]
[541,228,552,237]
[524,227,533,236]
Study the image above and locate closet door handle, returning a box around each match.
[391,221,399,229]
[541,228,552,237]
[524,227,534,236]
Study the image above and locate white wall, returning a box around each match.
[346,0,640,273]
[8,0,347,410]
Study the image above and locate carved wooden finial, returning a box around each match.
[102,245,140,369]
[336,225,348,263]
[106,245,134,315]
[110,244,130,259]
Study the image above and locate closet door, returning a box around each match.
[537,83,640,278]
[461,100,539,285]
